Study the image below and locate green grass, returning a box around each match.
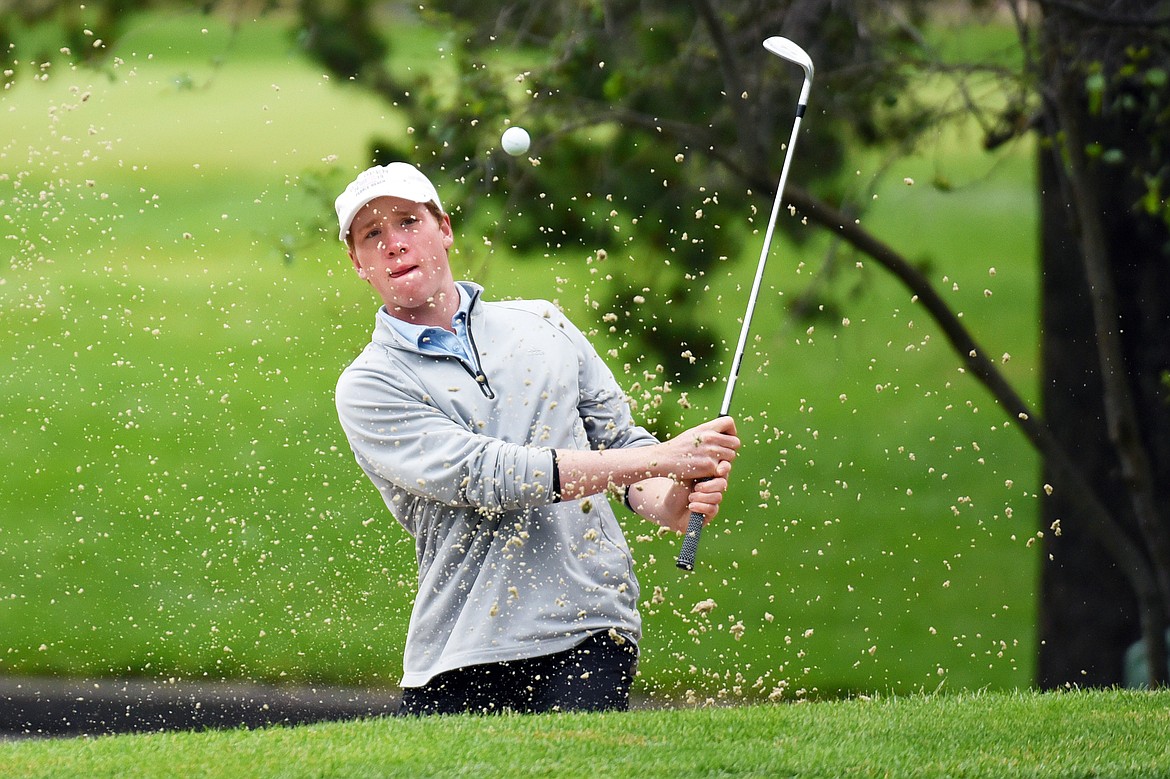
[3,690,1168,778]
[2,10,1042,697]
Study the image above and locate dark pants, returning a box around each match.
[397,632,637,716]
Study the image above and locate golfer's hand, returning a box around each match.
[658,417,741,481]
[686,460,733,521]
[637,418,739,532]
[643,459,733,533]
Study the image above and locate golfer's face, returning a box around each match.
[348,196,456,322]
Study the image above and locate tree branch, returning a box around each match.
[601,91,1164,611]
[690,0,766,163]
[772,183,1165,661]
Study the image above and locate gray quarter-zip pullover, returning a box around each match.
[336,282,656,686]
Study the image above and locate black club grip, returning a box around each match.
[676,510,705,571]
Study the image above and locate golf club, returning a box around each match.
[677,36,815,571]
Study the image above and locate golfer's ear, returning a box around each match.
[348,246,368,279]
[439,213,454,249]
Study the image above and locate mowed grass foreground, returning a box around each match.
[3,690,1167,778]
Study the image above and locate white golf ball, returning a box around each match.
[501,126,531,156]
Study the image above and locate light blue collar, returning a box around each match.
[381,283,475,362]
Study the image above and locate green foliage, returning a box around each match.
[295,1,387,80]
[286,0,953,382]
[0,0,186,75]
[1085,69,1107,116]
[4,0,1030,393]
[1067,29,1170,244]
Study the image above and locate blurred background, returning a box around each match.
[2,0,1167,701]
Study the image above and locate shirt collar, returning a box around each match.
[380,283,473,347]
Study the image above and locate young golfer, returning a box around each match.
[333,162,740,714]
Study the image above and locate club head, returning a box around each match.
[763,36,814,81]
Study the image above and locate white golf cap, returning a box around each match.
[334,162,445,242]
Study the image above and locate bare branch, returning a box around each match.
[690,0,766,162]
[780,182,1167,649]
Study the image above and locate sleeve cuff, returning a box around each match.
[550,449,562,502]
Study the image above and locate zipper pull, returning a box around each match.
[476,373,495,399]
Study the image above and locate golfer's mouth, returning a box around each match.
[389,265,419,279]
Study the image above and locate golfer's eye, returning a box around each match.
[363,228,381,241]
[401,215,418,228]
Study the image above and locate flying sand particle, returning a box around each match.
[691,598,716,616]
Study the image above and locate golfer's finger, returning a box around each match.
[694,431,740,459]
[690,473,726,498]
[688,488,724,517]
[705,416,738,435]
[700,455,735,479]
[692,418,738,447]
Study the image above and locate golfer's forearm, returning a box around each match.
[623,477,688,530]
[554,449,697,532]
[554,446,663,500]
